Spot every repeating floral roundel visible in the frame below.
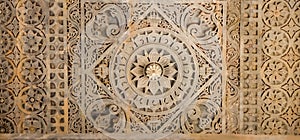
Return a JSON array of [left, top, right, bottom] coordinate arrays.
[[0, 88, 15, 114], [16, 0, 46, 25], [17, 58, 46, 84], [263, 0, 290, 27], [0, 0, 14, 25], [262, 117, 288, 135], [263, 30, 289, 57], [0, 57, 15, 85], [0, 27, 14, 55], [0, 118, 16, 133], [17, 28, 46, 55], [19, 115, 46, 133], [262, 59, 289, 85], [17, 86, 46, 114], [261, 88, 288, 115]]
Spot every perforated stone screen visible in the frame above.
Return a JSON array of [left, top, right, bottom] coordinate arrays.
[[0, 0, 299, 139]]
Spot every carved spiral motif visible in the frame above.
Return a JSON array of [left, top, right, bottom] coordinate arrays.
[[85, 4, 126, 43], [17, 86, 46, 114], [181, 101, 219, 133], [86, 99, 125, 133], [181, 4, 219, 44], [17, 58, 46, 84], [16, 0, 46, 25], [263, 30, 289, 57], [263, 0, 290, 27], [0, 88, 15, 115], [110, 28, 198, 115]]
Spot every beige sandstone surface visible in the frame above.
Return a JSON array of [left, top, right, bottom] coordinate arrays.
[[0, 0, 299, 139]]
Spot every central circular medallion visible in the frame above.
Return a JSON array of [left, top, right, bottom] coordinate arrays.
[[110, 28, 198, 115], [127, 44, 182, 97], [145, 62, 162, 80]]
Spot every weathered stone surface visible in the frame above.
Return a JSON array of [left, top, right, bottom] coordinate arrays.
[[0, 0, 299, 139]]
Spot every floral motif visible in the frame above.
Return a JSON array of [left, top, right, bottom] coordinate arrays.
[[263, 0, 290, 27], [17, 58, 46, 84], [17, 86, 46, 114], [19, 116, 46, 133], [110, 29, 200, 115], [129, 48, 178, 95], [0, 57, 15, 85], [17, 28, 45, 55], [16, 0, 45, 25], [0, 27, 14, 55], [0, 118, 15, 133], [0, 0, 14, 25], [281, 78, 300, 96], [262, 118, 288, 135], [262, 89, 288, 114], [262, 59, 289, 85], [263, 30, 289, 56], [81, 2, 225, 136], [0, 88, 15, 114]]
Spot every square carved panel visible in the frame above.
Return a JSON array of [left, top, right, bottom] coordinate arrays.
[[75, 1, 225, 138]]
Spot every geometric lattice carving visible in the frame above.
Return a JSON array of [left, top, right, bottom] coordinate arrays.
[[1, 0, 300, 139], [241, 0, 300, 135]]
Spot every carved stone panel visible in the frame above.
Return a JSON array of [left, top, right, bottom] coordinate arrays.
[[74, 1, 225, 138], [0, 0, 300, 139]]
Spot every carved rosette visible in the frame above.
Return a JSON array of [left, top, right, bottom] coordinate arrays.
[[110, 28, 198, 115]]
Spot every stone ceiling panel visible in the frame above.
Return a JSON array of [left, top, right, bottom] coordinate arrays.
[[0, 0, 299, 139]]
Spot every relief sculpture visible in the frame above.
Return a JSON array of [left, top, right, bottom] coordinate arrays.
[[0, 0, 299, 139]]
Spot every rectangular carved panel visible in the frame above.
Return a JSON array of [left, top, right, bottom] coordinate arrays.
[[0, 0, 299, 139]]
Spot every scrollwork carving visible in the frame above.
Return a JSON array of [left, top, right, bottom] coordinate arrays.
[[85, 4, 126, 44], [86, 99, 125, 134], [180, 4, 219, 44]]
